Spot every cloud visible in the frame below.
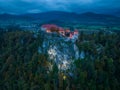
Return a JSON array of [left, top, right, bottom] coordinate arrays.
[[0, 0, 120, 14]]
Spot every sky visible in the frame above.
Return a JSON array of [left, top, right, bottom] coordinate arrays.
[[0, 0, 120, 14]]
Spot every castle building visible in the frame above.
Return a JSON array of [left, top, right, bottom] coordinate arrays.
[[41, 24, 79, 39]]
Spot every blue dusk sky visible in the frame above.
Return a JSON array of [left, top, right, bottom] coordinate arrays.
[[0, 0, 120, 14]]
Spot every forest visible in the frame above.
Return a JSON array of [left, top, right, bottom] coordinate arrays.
[[0, 27, 120, 90]]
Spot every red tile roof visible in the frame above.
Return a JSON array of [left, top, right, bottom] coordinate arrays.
[[42, 24, 58, 30]]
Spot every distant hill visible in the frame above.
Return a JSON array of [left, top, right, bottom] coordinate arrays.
[[0, 13, 28, 20], [114, 11, 120, 17], [0, 11, 120, 26]]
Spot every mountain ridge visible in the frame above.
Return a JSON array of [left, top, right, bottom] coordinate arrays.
[[0, 11, 120, 25], [0, 11, 119, 18]]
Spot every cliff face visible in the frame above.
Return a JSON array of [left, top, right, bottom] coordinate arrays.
[[38, 32, 80, 71]]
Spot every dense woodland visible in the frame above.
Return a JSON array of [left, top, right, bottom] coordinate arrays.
[[0, 27, 120, 90]]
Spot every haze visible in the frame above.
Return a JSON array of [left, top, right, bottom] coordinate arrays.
[[0, 0, 120, 15]]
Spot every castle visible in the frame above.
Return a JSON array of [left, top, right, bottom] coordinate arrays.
[[41, 24, 79, 39]]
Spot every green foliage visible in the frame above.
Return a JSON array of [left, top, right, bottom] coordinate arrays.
[[0, 29, 120, 90], [75, 30, 120, 90]]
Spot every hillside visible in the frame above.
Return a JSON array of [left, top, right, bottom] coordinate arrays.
[[0, 11, 120, 26], [0, 28, 120, 90]]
